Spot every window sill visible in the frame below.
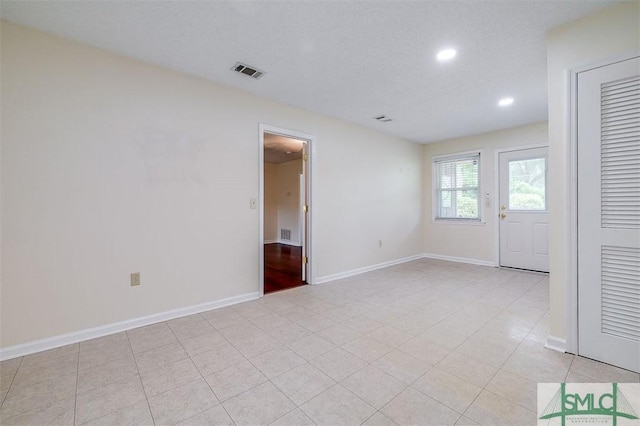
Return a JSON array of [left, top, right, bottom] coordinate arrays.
[[431, 219, 486, 226]]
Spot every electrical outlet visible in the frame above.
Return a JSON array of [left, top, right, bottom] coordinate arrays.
[[131, 272, 141, 286]]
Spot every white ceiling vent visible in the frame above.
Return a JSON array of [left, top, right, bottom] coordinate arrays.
[[374, 115, 393, 123], [232, 62, 265, 79]]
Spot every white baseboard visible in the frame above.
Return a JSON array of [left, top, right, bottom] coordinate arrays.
[[0, 291, 260, 361], [315, 254, 425, 284], [264, 240, 301, 247], [279, 240, 301, 247], [422, 252, 496, 268], [316, 252, 496, 285], [544, 335, 567, 353]]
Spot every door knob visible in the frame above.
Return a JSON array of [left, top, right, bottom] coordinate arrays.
[[500, 213, 507, 219]]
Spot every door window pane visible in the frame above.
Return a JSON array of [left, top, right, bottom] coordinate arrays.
[[509, 157, 546, 210]]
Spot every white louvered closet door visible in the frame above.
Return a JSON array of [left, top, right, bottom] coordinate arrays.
[[578, 56, 640, 373]]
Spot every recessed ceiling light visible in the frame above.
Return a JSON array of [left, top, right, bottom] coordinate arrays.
[[436, 48, 457, 62], [498, 97, 514, 107], [285, 151, 292, 154]]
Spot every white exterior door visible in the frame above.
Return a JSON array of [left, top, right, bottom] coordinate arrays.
[[498, 147, 549, 272], [577, 57, 640, 373]]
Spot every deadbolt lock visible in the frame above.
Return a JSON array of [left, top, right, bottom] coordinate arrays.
[[500, 205, 506, 210]]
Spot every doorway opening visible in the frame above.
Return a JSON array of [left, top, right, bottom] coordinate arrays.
[[259, 125, 313, 295], [264, 243, 302, 293]]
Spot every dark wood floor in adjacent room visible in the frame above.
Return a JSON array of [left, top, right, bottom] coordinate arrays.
[[264, 243, 304, 294]]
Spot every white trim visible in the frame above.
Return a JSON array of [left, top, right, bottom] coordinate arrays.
[[493, 143, 549, 155], [567, 66, 579, 355], [264, 240, 301, 247], [430, 219, 485, 226], [493, 144, 548, 269], [316, 252, 498, 284], [283, 241, 301, 247], [431, 149, 482, 163], [0, 291, 259, 361], [565, 51, 640, 357], [315, 254, 425, 284], [422, 252, 496, 268], [259, 127, 265, 296], [259, 124, 316, 294], [544, 335, 567, 353]]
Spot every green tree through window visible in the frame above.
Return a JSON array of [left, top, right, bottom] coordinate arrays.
[[508, 157, 546, 210]]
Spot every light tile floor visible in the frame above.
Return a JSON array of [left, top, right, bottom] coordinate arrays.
[[1, 259, 638, 425]]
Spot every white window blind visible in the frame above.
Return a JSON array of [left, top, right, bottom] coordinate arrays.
[[434, 153, 480, 220]]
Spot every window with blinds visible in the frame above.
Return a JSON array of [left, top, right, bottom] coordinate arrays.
[[433, 153, 481, 220]]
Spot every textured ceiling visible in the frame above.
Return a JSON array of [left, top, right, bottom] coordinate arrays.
[[264, 133, 304, 164], [0, 0, 621, 143]]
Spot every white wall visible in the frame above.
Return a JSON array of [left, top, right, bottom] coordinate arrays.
[[276, 160, 302, 246], [546, 2, 640, 342], [0, 22, 424, 349], [422, 122, 548, 264], [263, 159, 302, 245], [263, 163, 278, 242]]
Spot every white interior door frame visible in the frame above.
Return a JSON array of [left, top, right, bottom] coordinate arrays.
[[493, 143, 549, 270], [299, 171, 306, 282], [259, 123, 316, 297], [565, 51, 640, 355]]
